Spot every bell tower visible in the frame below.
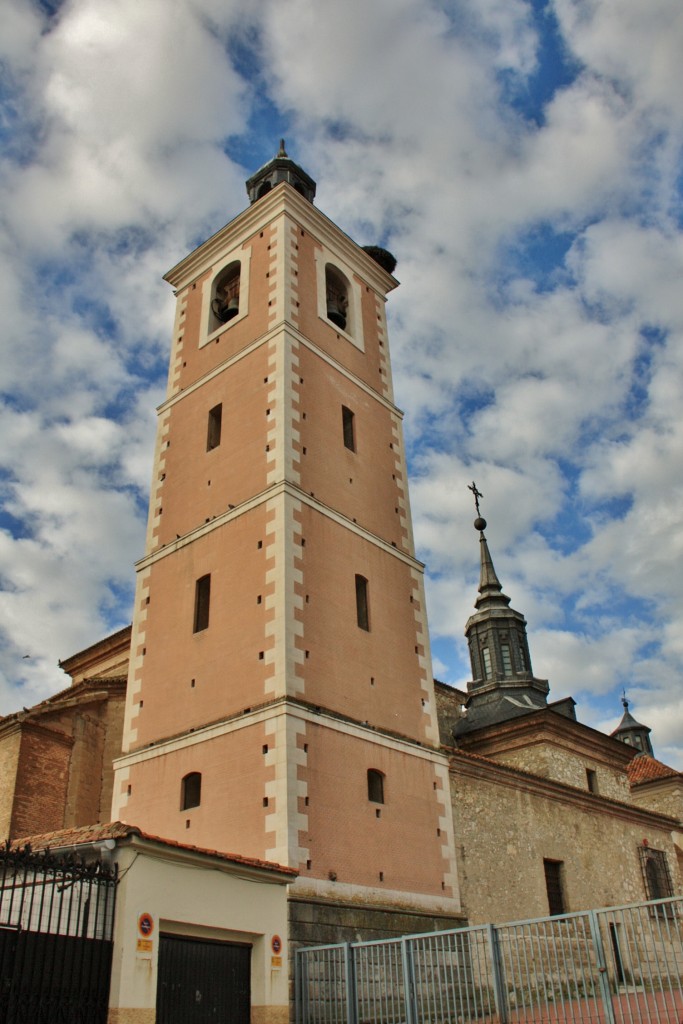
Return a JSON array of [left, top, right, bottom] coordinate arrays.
[[112, 144, 460, 930]]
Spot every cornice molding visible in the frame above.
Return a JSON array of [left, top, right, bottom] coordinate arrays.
[[164, 183, 398, 298]]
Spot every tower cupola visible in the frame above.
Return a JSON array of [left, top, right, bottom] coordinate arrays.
[[455, 484, 549, 735], [611, 696, 654, 756], [245, 140, 317, 204]]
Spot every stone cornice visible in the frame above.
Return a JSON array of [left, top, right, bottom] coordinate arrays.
[[450, 749, 681, 830], [155, 322, 403, 420], [134, 479, 425, 574], [164, 183, 398, 298], [458, 707, 636, 770], [115, 695, 444, 767]]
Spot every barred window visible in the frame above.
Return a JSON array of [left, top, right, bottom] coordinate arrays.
[[639, 846, 674, 907]]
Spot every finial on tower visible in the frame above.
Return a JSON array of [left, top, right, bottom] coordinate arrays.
[[468, 481, 487, 533], [277, 139, 288, 158]]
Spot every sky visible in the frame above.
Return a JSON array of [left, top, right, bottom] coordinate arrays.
[[1, 0, 682, 766]]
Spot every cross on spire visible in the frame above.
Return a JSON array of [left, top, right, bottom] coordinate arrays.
[[468, 481, 484, 518]]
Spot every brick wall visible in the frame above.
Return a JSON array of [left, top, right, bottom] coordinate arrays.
[[0, 727, 21, 839], [11, 723, 72, 839]]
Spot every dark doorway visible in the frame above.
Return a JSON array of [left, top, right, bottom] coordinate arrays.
[[157, 934, 251, 1024], [609, 922, 625, 985]]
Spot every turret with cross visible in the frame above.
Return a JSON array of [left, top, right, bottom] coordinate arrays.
[[454, 483, 550, 735]]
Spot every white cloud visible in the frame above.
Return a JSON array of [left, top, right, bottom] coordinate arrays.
[[0, 0, 682, 770]]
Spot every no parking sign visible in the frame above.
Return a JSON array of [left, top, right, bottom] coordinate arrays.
[[136, 912, 155, 956]]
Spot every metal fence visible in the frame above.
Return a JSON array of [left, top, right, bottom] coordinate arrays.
[[0, 841, 118, 1024], [296, 897, 683, 1024]]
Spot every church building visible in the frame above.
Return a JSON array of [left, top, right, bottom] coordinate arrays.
[[1, 145, 681, 1022]]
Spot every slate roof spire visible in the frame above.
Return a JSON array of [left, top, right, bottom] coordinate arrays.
[[454, 484, 550, 735], [611, 694, 654, 757]]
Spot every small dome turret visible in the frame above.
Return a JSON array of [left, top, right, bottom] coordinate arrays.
[[245, 140, 316, 205], [611, 695, 654, 756]]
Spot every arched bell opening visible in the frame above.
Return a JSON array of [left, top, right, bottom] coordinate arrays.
[[210, 261, 241, 331], [325, 265, 350, 333]]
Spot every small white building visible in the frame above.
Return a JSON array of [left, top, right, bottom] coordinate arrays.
[[14, 821, 295, 1024]]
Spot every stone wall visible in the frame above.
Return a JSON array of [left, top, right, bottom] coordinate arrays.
[[289, 895, 466, 948], [492, 740, 631, 801], [451, 753, 681, 925]]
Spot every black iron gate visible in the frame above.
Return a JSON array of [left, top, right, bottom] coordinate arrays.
[[0, 841, 117, 1024], [157, 933, 251, 1024]]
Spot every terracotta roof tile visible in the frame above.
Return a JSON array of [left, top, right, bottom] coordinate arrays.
[[12, 820, 297, 876], [627, 754, 680, 785]]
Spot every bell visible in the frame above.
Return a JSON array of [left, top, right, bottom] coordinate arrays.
[[212, 296, 239, 324], [327, 301, 346, 331]]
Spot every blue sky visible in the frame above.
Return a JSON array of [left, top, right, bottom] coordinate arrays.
[[1, 0, 683, 766]]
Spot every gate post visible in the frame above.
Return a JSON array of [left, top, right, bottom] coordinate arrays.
[[344, 943, 358, 1024], [486, 924, 508, 1024], [401, 938, 417, 1024], [587, 911, 617, 1024], [294, 948, 305, 1024]]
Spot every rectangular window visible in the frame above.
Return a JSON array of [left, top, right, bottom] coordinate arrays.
[[639, 846, 674, 910], [342, 405, 356, 451], [586, 768, 598, 794], [193, 574, 211, 633], [207, 404, 222, 451], [355, 574, 369, 631], [544, 859, 566, 916], [500, 643, 512, 675], [482, 647, 492, 679]]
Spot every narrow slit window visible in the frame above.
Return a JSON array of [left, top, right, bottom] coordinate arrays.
[[355, 574, 370, 631], [342, 406, 356, 451], [518, 636, 528, 671], [193, 574, 211, 633], [367, 769, 385, 804], [500, 643, 512, 675], [181, 772, 201, 810], [481, 646, 492, 679], [586, 768, 598, 794], [206, 404, 222, 451]]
